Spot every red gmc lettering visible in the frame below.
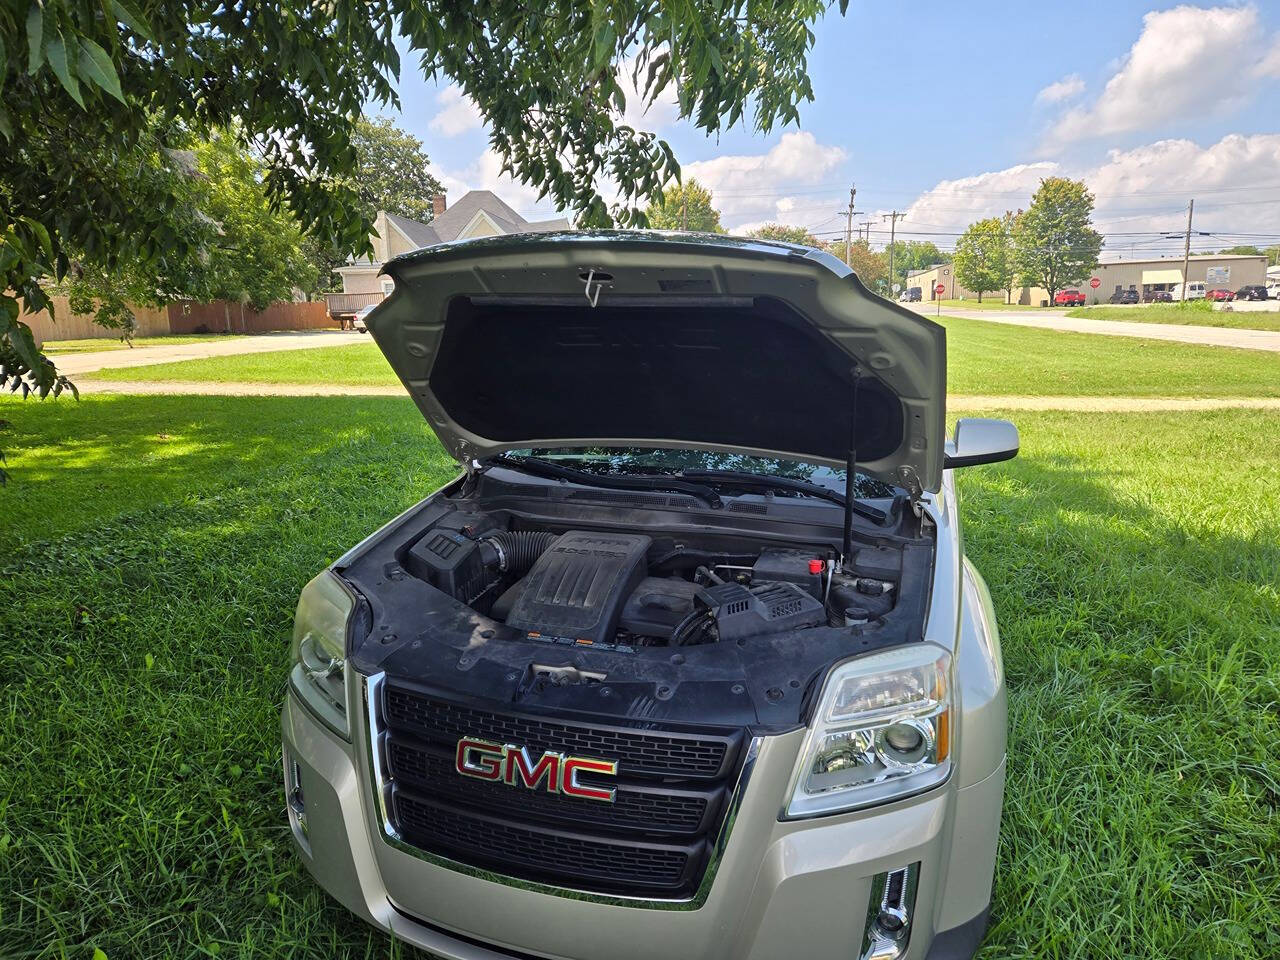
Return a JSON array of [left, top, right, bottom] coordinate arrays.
[[503, 746, 561, 791], [455, 738, 504, 781], [561, 757, 619, 803]]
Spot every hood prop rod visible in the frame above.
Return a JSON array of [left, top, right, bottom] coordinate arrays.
[[842, 367, 861, 568]]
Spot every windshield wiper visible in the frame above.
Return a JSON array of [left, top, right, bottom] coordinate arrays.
[[489, 455, 724, 509], [678, 469, 888, 524]]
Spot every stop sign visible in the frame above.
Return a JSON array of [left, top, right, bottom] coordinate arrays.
[[1089, 277, 1101, 289], [935, 283, 946, 295]]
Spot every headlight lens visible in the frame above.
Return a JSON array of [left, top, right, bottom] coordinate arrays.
[[784, 644, 951, 818], [289, 571, 355, 739]]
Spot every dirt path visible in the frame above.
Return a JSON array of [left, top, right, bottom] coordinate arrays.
[[79, 380, 403, 396], [77, 379, 1280, 411], [55, 330, 368, 376], [910, 306, 1280, 352]]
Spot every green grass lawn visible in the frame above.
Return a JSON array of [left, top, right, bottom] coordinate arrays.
[[1066, 301, 1280, 332], [42, 333, 252, 354], [2, 392, 1278, 958], [83, 315, 1280, 398]]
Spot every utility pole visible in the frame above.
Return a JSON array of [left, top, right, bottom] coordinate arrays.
[[859, 220, 875, 246], [1179, 199, 1194, 302], [883, 210, 906, 294], [681, 193, 688, 231], [842, 185, 857, 266]]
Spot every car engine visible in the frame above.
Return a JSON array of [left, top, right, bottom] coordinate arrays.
[[401, 519, 900, 650]]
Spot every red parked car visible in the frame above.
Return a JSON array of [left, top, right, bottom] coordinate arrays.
[[1054, 289, 1087, 306], [1207, 288, 1235, 302]]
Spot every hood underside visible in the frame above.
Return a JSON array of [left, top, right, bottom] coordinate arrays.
[[369, 232, 947, 493]]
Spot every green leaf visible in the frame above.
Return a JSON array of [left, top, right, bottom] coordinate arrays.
[[592, 21, 616, 72], [19, 217, 52, 261], [110, 0, 155, 42], [0, 104, 11, 141], [46, 35, 85, 107], [78, 38, 125, 102], [93, 950, 109, 960], [25, 4, 44, 73]]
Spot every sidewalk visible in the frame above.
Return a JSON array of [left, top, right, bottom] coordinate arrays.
[[912, 306, 1280, 352], [54, 330, 368, 376], [76, 379, 1280, 411]]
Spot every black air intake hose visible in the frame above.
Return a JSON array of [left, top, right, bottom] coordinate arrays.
[[478, 531, 559, 578]]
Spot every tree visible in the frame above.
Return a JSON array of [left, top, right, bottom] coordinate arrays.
[[882, 240, 951, 293], [952, 217, 1012, 303], [1216, 245, 1262, 256], [350, 117, 445, 226], [1012, 177, 1103, 305], [826, 240, 888, 293], [2, 1, 843, 407], [186, 134, 319, 310], [746, 223, 819, 246], [306, 116, 446, 292], [645, 180, 724, 232]]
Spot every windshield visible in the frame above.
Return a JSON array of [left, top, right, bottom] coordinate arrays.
[[510, 446, 899, 499]]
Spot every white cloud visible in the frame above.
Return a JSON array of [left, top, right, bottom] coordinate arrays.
[[1035, 74, 1084, 104], [682, 131, 848, 230], [897, 134, 1280, 254], [429, 84, 483, 137], [1258, 36, 1280, 77], [1049, 5, 1270, 145]]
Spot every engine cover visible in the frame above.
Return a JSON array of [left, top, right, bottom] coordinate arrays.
[[504, 531, 651, 644]]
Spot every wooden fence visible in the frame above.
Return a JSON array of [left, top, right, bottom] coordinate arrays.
[[167, 300, 331, 334], [24, 297, 333, 346], [25, 297, 170, 347]]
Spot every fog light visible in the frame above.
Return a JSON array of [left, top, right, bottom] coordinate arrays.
[[283, 751, 311, 854], [860, 862, 918, 960]]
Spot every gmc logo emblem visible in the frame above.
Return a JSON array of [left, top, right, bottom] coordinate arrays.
[[455, 737, 618, 803]]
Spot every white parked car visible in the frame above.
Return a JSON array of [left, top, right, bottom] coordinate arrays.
[[352, 304, 376, 333], [1169, 281, 1206, 301]]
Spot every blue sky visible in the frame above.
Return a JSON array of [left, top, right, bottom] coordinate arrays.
[[382, 2, 1280, 258]]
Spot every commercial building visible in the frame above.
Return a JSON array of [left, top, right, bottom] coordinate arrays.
[[909, 254, 1268, 306]]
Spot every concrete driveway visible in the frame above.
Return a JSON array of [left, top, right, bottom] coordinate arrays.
[[54, 329, 369, 376], [913, 306, 1280, 352]]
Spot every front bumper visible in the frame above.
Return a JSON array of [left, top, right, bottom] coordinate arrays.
[[281, 689, 1003, 960]]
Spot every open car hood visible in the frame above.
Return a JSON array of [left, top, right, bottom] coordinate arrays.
[[369, 232, 947, 494]]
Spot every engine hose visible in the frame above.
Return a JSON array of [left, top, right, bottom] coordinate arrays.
[[479, 531, 559, 577]]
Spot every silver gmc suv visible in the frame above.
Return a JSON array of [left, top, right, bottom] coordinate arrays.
[[281, 232, 1015, 960]]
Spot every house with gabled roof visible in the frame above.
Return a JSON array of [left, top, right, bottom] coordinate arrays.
[[327, 191, 570, 318]]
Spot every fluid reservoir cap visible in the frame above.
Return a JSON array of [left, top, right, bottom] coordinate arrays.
[[808, 558, 825, 575]]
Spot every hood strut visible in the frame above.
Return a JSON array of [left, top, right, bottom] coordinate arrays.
[[841, 368, 861, 565]]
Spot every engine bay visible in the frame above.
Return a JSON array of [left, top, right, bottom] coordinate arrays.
[[337, 480, 936, 729], [400, 507, 904, 651]]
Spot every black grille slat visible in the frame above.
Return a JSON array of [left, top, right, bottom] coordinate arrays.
[[386, 738, 715, 835], [394, 791, 698, 893], [376, 682, 746, 899], [384, 685, 735, 779]]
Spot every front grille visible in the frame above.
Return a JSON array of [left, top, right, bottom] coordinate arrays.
[[386, 739, 713, 834], [384, 685, 733, 779], [374, 679, 746, 899]]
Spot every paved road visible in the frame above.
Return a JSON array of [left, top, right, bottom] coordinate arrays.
[[55, 330, 369, 376], [912, 306, 1280, 352], [77, 379, 1280, 411]]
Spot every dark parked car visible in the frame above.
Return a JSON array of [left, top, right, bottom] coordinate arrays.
[[1235, 285, 1268, 301], [1144, 291, 1173, 303], [905, 286, 922, 302], [1054, 289, 1087, 306], [1206, 288, 1235, 302], [1108, 289, 1139, 304]]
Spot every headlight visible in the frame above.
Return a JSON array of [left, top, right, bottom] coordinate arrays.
[[289, 571, 355, 739], [784, 644, 951, 818]]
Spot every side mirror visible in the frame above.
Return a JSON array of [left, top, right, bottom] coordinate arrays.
[[945, 418, 1019, 469]]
